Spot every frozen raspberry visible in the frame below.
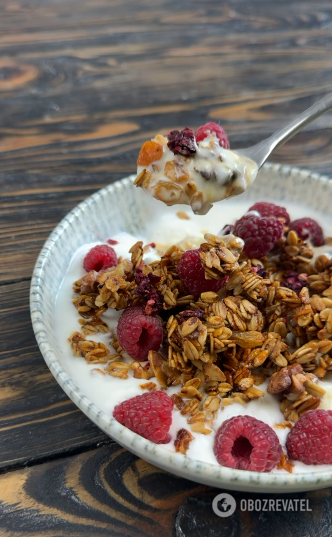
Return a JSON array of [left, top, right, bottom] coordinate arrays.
[[289, 217, 324, 247], [196, 122, 230, 149], [177, 249, 225, 298], [213, 415, 282, 472], [234, 214, 284, 258], [113, 391, 173, 444], [117, 305, 163, 361], [83, 244, 117, 272], [167, 127, 196, 156], [248, 202, 290, 225], [286, 409, 332, 464]]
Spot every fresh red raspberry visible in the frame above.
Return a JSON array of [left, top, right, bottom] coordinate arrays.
[[213, 415, 282, 472], [234, 214, 284, 258], [177, 249, 225, 298], [248, 202, 290, 225], [286, 409, 332, 464], [113, 391, 174, 444], [117, 305, 163, 361], [289, 217, 324, 246], [196, 122, 230, 149], [167, 127, 196, 156], [83, 244, 117, 272]]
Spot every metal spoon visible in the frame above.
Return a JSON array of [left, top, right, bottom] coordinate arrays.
[[236, 91, 332, 168]]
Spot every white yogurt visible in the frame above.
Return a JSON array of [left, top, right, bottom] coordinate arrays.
[[54, 201, 332, 473]]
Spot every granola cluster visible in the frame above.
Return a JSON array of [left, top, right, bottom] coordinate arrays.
[[69, 228, 332, 448]]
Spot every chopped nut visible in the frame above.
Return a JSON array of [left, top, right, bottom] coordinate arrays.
[[174, 428, 194, 454], [277, 452, 294, 473], [132, 361, 155, 380], [140, 382, 158, 391]]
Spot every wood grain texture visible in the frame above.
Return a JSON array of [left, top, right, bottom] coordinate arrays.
[[0, 444, 332, 537], [0, 280, 111, 470], [1, 0, 332, 281]]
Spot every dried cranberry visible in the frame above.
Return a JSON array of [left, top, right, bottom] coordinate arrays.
[[282, 271, 308, 293], [178, 309, 205, 324], [251, 266, 268, 278], [167, 127, 196, 156], [135, 268, 164, 314]]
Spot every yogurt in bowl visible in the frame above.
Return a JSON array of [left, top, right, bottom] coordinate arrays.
[[31, 164, 332, 492]]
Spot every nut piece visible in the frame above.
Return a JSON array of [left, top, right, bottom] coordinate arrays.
[[132, 361, 155, 380], [140, 382, 158, 391], [277, 452, 294, 473], [174, 428, 194, 454], [267, 364, 305, 395], [148, 350, 168, 388]]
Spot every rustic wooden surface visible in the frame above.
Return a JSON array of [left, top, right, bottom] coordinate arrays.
[[1, 0, 332, 534]]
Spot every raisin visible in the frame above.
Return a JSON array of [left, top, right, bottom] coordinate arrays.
[[137, 141, 163, 166]]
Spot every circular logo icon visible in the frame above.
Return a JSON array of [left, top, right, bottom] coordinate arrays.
[[212, 493, 236, 517]]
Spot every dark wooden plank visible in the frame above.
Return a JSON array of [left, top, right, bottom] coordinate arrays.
[[0, 280, 111, 470], [0, 443, 331, 537]]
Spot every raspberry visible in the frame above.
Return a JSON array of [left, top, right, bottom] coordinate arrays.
[[213, 415, 282, 472], [167, 127, 196, 156], [196, 122, 230, 149], [83, 244, 118, 272], [248, 202, 290, 225], [289, 217, 324, 247], [234, 214, 284, 258], [177, 249, 225, 298], [117, 305, 163, 361], [286, 409, 332, 464], [113, 391, 174, 444]]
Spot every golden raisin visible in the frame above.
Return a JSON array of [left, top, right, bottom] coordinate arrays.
[[137, 141, 163, 166]]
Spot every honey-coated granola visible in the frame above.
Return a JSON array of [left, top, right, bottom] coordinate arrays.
[[68, 228, 332, 441]]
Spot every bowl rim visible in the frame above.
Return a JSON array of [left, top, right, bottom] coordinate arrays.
[[30, 162, 332, 492]]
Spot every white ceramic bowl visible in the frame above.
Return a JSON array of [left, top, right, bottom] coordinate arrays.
[[30, 163, 332, 493]]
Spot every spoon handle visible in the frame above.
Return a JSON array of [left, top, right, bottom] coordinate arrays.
[[238, 91, 332, 168]]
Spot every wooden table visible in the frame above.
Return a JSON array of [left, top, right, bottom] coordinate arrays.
[[1, 0, 332, 534]]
